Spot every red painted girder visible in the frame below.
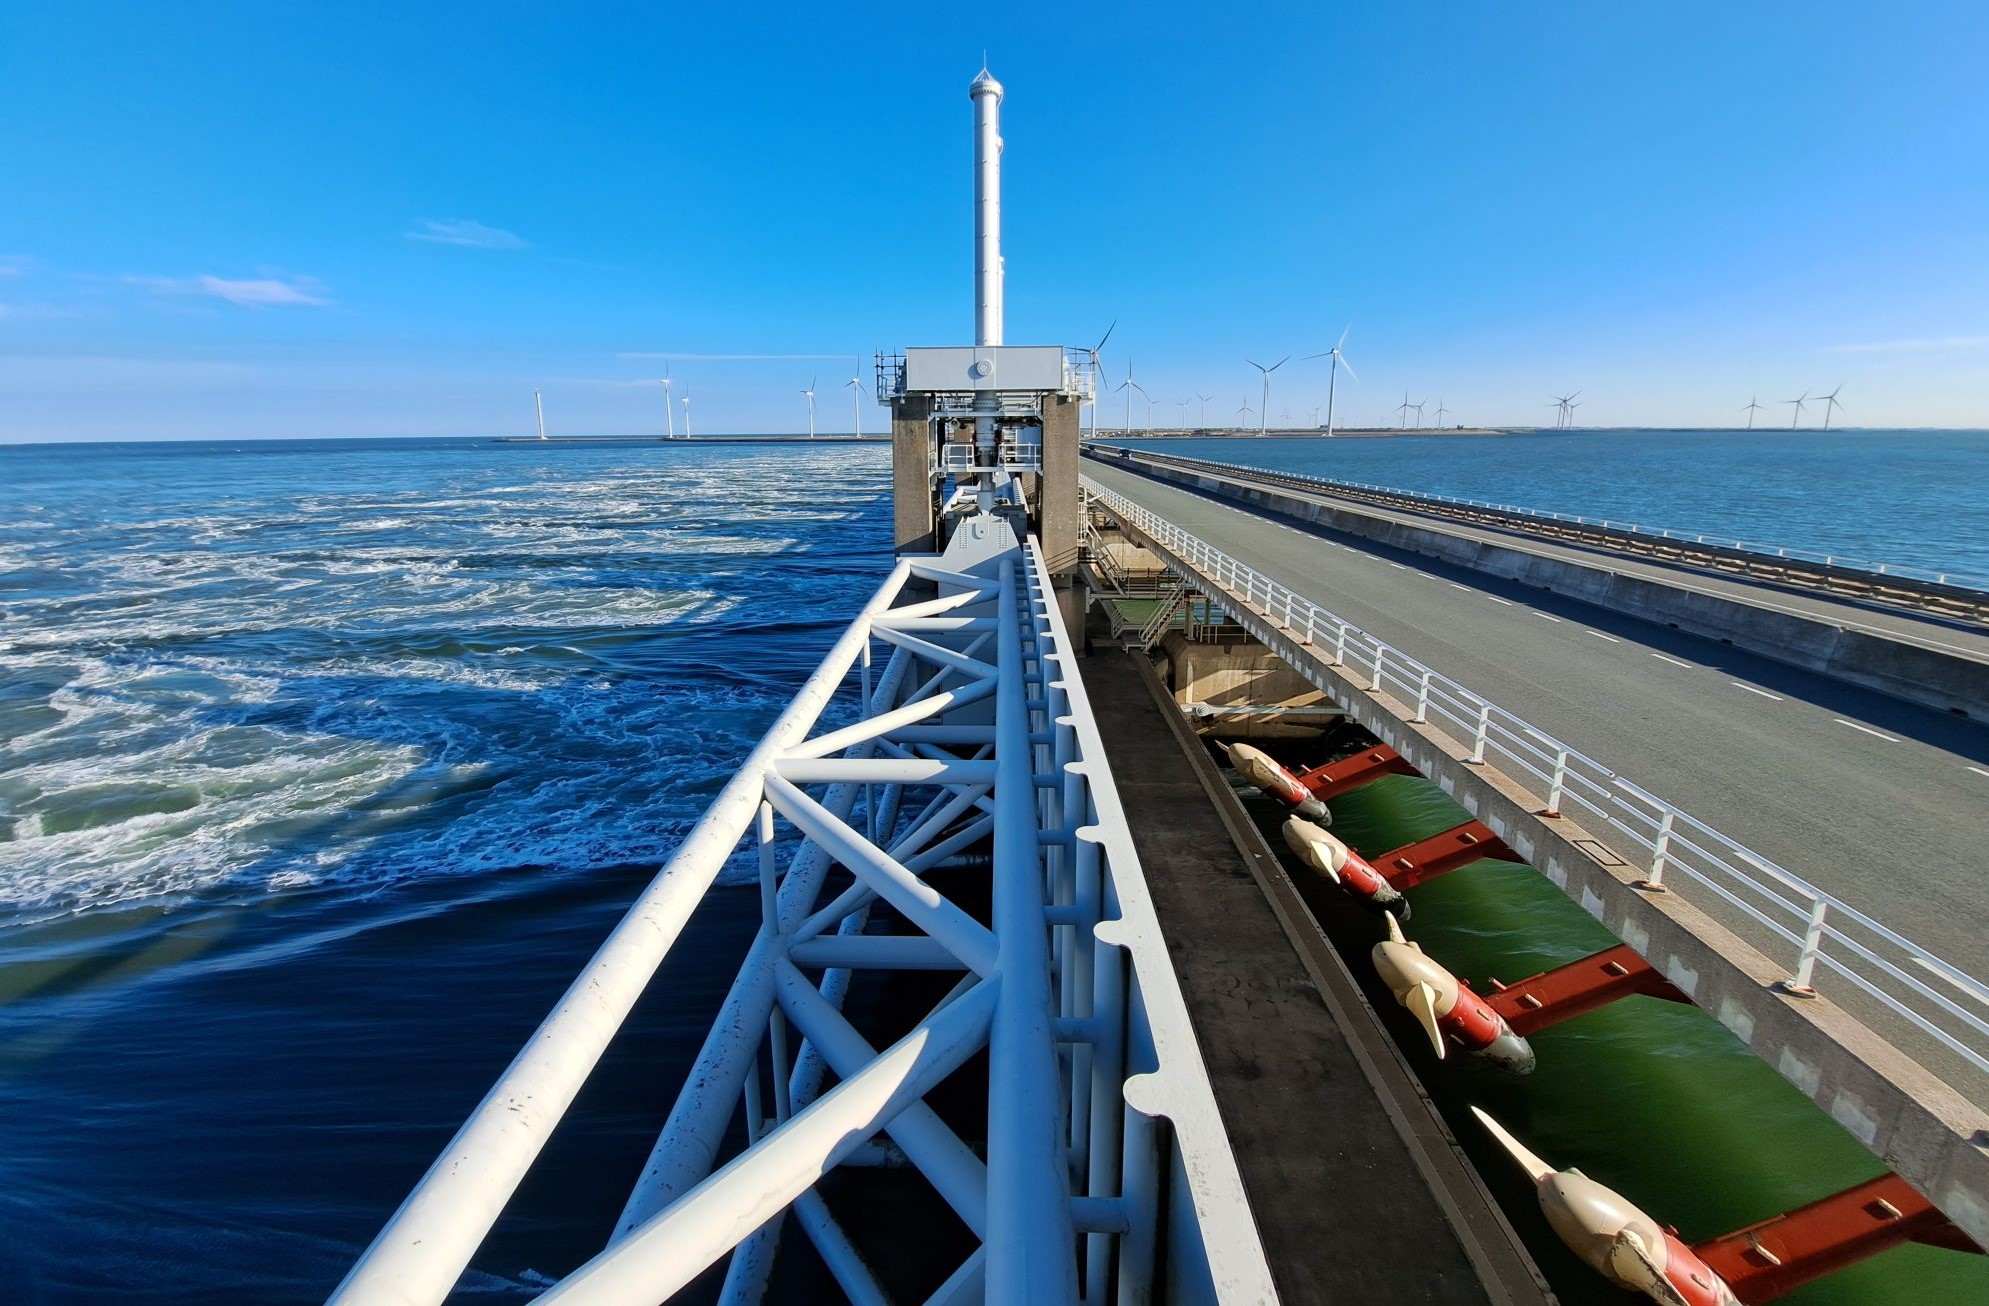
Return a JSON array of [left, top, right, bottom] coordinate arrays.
[[1692, 1172, 1982, 1303], [1371, 819, 1520, 891], [1296, 745, 1419, 800], [1484, 943, 1691, 1037]]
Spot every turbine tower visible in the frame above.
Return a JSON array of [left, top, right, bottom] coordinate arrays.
[[1246, 356, 1289, 435], [1197, 392, 1213, 427], [1083, 321, 1116, 438], [1115, 361, 1138, 431], [1397, 392, 1414, 429], [1817, 384, 1845, 430], [534, 388, 547, 440], [1435, 400, 1449, 428], [801, 376, 817, 438], [1784, 390, 1809, 429], [1303, 325, 1357, 438], [682, 390, 693, 439], [846, 373, 865, 437], [1741, 394, 1764, 430], [661, 366, 676, 438], [1237, 400, 1254, 429]]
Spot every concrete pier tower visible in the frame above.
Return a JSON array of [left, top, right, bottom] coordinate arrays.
[[879, 68, 1090, 576]]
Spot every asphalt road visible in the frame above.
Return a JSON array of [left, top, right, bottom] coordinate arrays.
[[1106, 451, 1989, 663], [1085, 459, 1989, 1025]]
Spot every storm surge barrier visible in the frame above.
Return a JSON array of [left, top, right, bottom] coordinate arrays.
[[331, 537, 1271, 1305], [1085, 476, 1989, 1249]]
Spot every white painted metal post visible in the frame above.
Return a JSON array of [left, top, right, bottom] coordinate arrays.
[[1546, 748, 1569, 817], [1413, 669, 1431, 723], [1470, 701, 1492, 764], [1643, 809, 1676, 890], [1789, 900, 1830, 994]]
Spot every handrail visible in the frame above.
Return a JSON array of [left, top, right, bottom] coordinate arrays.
[[1085, 477, 1989, 1084], [1096, 446, 1989, 608]]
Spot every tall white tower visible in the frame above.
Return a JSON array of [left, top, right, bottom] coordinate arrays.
[[970, 67, 1004, 348]]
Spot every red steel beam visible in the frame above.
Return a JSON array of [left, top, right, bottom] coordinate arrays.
[[1692, 1173, 1982, 1303], [1371, 819, 1521, 891], [1484, 943, 1690, 1037], [1296, 745, 1419, 800]]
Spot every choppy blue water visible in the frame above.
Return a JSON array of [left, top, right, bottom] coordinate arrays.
[[1109, 429, 1989, 581], [0, 437, 891, 1301]]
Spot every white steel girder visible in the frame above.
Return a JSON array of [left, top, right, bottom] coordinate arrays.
[[330, 529, 1273, 1306]]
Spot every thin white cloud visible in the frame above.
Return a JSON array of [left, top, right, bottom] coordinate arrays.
[[405, 219, 530, 250], [617, 352, 857, 361], [1824, 336, 1989, 354], [127, 274, 332, 307], [0, 256, 28, 278]]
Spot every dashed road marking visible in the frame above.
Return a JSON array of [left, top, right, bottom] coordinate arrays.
[[1965, 766, 1989, 779], [1390, 562, 1409, 571], [1650, 653, 1693, 668], [1534, 613, 1562, 623], [1585, 631, 1621, 643], [1486, 596, 1514, 606], [1834, 718, 1898, 742], [1731, 682, 1782, 700], [1451, 583, 1473, 591]]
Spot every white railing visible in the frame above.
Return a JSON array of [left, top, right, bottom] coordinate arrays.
[[1087, 478, 1989, 1084], [938, 442, 1043, 475], [1101, 447, 1989, 596], [331, 535, 1270, 1305]]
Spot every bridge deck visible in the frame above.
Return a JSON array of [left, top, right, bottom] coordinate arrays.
[[1105, 453, 1989, 664], [1085, 461, 1989, 1062]]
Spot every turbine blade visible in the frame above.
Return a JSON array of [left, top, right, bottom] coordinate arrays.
[[1470, 1108, 1556, 1183], [1338, 354, 1358, 382], [1404, 982, 1448, 1059], [1337, 323, 1351, 349], [1271, 356, 1291, 371], [1095, 319, 1117, 352]]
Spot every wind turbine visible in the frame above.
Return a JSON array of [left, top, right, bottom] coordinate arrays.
[[1197, 392, 1213, 427], [1565, 394, 1582, 427], [1083, 321, 1117, 437], [1741, 394, 1764, 430], [1237, 400, 1254, 429], [660, 365, 676, 438], [800, 377, 817, 438], [1139, 385, 1156, 429], [534, 388, 547, 440], [1306, 405, 1322, 427], [846, 374, 866, 437], [1435, 401, 1450, 428], [1816, 384, 1845, 430], [1411, 398, 1428, 429], [1784, 390, 1809, 429], [1246, 356, 1289, 436], [1303, 325, 1357, 438], [1177, 397, 1192, 430], [1115, 360, 1138, 431], [681, 389, 693, 438], [1548, 394, 1568, 430], [1397, 392, 1415, 429]]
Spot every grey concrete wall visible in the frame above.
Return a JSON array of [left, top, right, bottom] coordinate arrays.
[[1039, 395, 1082, 573], [890, 396, 935, 555], [1118, 458, 1989, 720], [1106, 508, 1989, 1250]]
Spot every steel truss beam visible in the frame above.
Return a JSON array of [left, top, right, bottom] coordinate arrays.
[[332, 535, 1272, 1305]]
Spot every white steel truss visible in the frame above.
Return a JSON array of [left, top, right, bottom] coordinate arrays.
[[331, 533, 1272, 1305]]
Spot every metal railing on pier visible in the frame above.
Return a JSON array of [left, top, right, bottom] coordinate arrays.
[[1086, 478, 1989, 1086], [1098, 447, 1989, 619], [332, 535, 1271, 1305]]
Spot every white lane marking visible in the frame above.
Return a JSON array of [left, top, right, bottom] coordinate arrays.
[[1534, 613, 1562, 623], [1585, 631, 1621, 643], [1451, 582, 1473, 591], [1650, 653, 1693, 668], [1486, 596, 1514, 606], [1910, 957, 1989, 1010], [1390, 562, 1409, 570], [1731, 682, 1783, 700], [1964, 766, 1989, 779], [1834, 718, 1899, 742]]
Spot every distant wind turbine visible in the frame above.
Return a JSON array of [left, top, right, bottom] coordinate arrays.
[[1303, 325, 1357, 438], [1435, 400, 1450, 428], [1246, 356, 1290, 436], [1116, 360, 1138, 430], [1084, 321, 1116, 437], [1411, 398, 1428, 429], [1237, 400, 1254, 429], [1741, 393, 1764, 430], [1177, 397, 1192, 429], [846, 374, 866, 437], [1816, 384, 1845, 430], [1784, 390, 1809, 429], [1397, 392, 1415, 429], [1306, 405, 1322, 427], [661, 366, 676, 438], [534, 388, 547, 440], [1197, 392, 1213, 427], [682, 389, 693, 438], [800, 376, 817, 438]]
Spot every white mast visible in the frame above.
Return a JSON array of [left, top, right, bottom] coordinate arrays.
[[971, 66, 1004, 348], [534, 389, 547, 440]]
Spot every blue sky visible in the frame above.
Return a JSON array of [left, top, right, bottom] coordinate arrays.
[[2, 1, 1985, 440]]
